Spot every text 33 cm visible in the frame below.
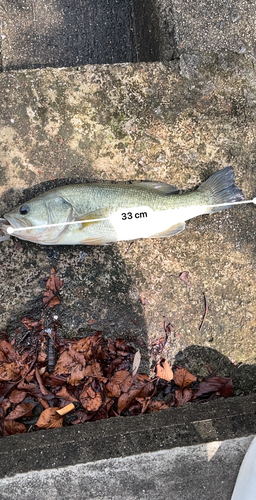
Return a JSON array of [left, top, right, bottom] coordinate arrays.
[[121, 212, 148, 220]]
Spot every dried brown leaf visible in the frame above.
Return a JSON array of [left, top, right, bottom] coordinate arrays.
[[175, 388, 194, 406], [36, 407, 63, 429], [136, 397, 151, 414], [38, 397, 50, 410], [117, 388, 142, 414], [147, 400, 169, 413], [1, 400, 11, 416], [56, 386, 79, 402], [9, 389, 27, 404], [0, 351, 6, 362], [3, 420, 27, 436], [106, 380, 121, 398], [67, 364, 88, 385], [80, 387, 102, 412], [0, 340, 16, 361], [132, 350, 141, 377], [114, 338, 132, 356], [0, 381, 17, 400], [37, 351, 47, 363], [35, 367, 50, 396], [219, 378, 233, 397], [156, 360, 173, 382], [21, 318, 40, 330], [17, 380, 43, 399], [150, 337, 167, 357], [53, 351, 74, 375], [179, 271, 191, 287], [0, 362, 20, 381], [106, 370, 132, 397], [75, 337, 92, 353], [173, 368, 197, 389], [5, 402, 36, 420], [68, 345, 86, 367], [43, 269, 63, 308], [46, 268, 63, 292], [83, 361, 107, 381], [196, 377, 233, 398], [24, 369, 35, 382], [128, 401, 142, 415]]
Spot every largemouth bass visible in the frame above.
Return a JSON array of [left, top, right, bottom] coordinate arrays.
[[0, 167, 244, 245]]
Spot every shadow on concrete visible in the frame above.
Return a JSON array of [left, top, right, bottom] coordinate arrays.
[[0, 0, 162, 71], [174, 345, 256, 396], [1, 180, 149, 372]]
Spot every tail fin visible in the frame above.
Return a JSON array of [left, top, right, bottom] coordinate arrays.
[[197, 166, 244, 214]]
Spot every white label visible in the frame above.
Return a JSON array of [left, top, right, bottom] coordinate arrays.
[[110, 206, 162, 240]]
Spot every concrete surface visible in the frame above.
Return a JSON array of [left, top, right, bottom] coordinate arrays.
[[0, 0, 160, 70], [1, 394, 256, 498], [0, 437, 253, 500], [1, 0, 254, 71], [1, 2, 256, 499], [172, 0, 256, 58], [0, 58, 256, 372]]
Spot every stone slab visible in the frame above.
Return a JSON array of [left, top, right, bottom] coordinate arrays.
[[0, 393, 256, 479], [0, 436, 253, 500], [0, 0, 160, 71], [0, 395, 256, 499], [0, 60, 256, 370], [171, 0, 256, 58]]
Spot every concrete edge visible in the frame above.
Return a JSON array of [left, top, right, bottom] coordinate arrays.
[[0, 436, 254, 500], [1, 393, 256, 478]]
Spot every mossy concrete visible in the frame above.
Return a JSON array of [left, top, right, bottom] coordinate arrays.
[[0, 56, 255, 375]]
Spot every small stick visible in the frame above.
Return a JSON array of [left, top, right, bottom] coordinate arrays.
[[199, 293, 208, 332], [204, 358, 224, 379], [125, 241, 134, 254], [56, 403, 75, 416], [130, 318, 138, 325]]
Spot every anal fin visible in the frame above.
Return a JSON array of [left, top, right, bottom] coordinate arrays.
[[81, 236, 116, 245], [151, 221, 185, 238]]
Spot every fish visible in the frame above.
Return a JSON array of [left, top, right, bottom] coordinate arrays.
[[0, 166, 244, 245]]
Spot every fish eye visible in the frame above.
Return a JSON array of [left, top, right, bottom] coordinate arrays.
[[19, 204, 30, 215]]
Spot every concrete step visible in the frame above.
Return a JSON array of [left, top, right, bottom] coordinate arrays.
[[0, 394, 256, 499], [0, 0, 254, 72], [0, 0, 163, 70]]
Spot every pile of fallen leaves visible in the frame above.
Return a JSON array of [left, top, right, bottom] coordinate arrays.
[[0, 268, 233, 438]]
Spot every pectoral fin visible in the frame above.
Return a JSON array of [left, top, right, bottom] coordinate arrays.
[[75, 208, 110, 229], [151, 221, 185, 238]]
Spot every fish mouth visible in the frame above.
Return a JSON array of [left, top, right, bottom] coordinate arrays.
[[0, 215, 32, 241], [0, 218, 11, 241], [4, 214, 30, 229]]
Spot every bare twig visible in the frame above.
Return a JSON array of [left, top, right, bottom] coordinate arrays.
[[130, 318, 138, 325], [199, 293, 208, 333], [204, 358, 224, 379], [125, 241, 135, 254]]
